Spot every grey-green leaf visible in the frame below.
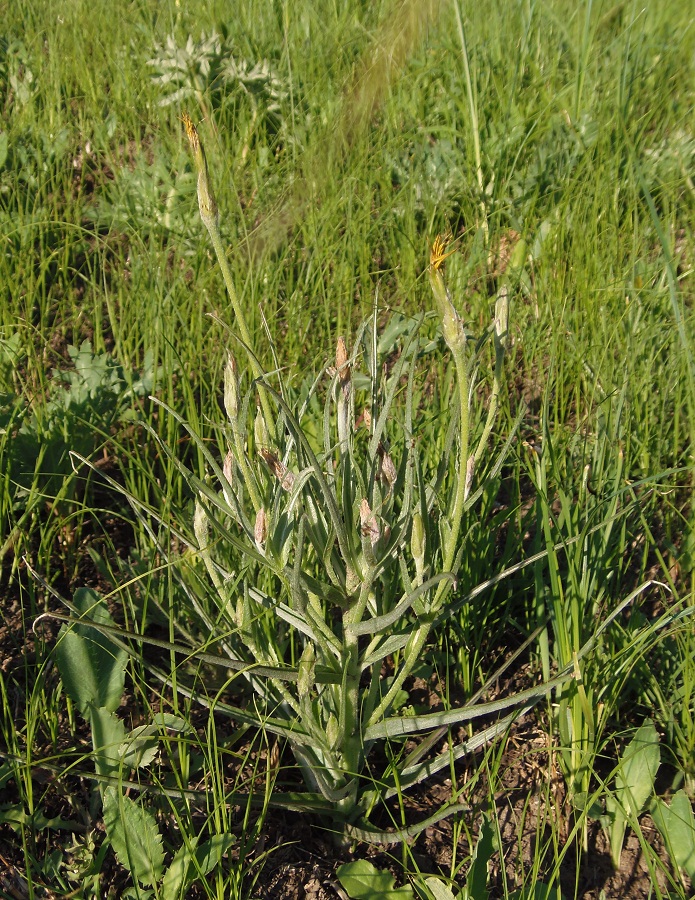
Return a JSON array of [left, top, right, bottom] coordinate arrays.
[[464, 814, 495, 900], [337, 860, 414, 900], [424, 876, 457, 900], [161, 834, 236, 897], [651, 790, 695, 882], [103, 786, 164, 887], [55, 588, 128, 715], [606, 718, 660, 869]]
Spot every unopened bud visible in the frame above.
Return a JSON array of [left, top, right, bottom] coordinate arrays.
[[222, 449, 234, 506], [254, 407, 270, 453], [224, 352, 239, 423], [181, 112, 219, 230], [411, 512, 425, 563], [326, 713, 340, 751], [297, 642, 316, 698], [194, 497, 208, 550], [259, 448, 296, 491], [254, 507, 267, 546], [336, 336, 351, 396], [377, 442, 397, 491], [360, 499, 380, 547], [464, 454, 475, 501]]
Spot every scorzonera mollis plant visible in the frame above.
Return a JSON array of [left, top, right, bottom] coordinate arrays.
[[172, 113, 561, 841]]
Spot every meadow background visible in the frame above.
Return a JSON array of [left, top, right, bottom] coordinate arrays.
[[1, 0, 694, 897]]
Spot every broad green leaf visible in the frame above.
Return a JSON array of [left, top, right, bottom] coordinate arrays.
[[605, 719, 660, 869], [0, 805, 80, 834], [118, 724, 159, 770], [90, 707, 126, 781], [103, 787, 164, 887], [615, 719, 660, 814], [424, 876, 457, 900], [652, 790, 695, 882], [55, 588, 128, 715], [161, 834, 236, 897], [118, 714, 191, 770], [463, 814, 494, 900], [337, 860, 414, 899]]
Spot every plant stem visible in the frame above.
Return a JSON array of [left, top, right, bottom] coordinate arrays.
[[453, 0, 488, 244]]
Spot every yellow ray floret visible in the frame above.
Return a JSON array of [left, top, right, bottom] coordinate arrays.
[[429, 232, 456, 271]]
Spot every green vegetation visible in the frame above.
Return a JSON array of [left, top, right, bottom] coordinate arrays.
[[1, 0, 693, 896]]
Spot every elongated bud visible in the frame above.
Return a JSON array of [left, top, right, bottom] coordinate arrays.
[[181, 112, 219, 231], [494, 283, 509, 355], [335, 336, 351, 397], [297, 642, 316, 698], [224, 352, 239, 424], [194, 497, 222, 589], [222, 449, 235, 506], [336, 336, 352, 451], [326, 713, 340, 751], [464, 454, 475, 502], [411, 511, 425, 563], [254, 507, 267, 547], [194, 497, 208, 551], [360, 499, 380, 569], [377, 442, 397, 491], [259, 448, 296, 491], [360, 499, 380, 547], [411, 511, 425, 583], [254, 407, 270, 453], [429, 235, 466, 354]]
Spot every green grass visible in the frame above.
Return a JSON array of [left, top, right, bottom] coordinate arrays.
[[1, 0, 694, 896]]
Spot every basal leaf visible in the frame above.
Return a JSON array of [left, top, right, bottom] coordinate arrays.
[[103, 787, 164, 887], [337, 860, 414, 900]]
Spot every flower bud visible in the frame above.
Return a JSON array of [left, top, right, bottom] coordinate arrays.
[[222, 449, 234, 506], [223, 352, 239, 424], [411, 511, 425, 564], [260, 448, 296, 491], [464, 454, 475, 502], [254, 507, 267, 547], [326, 713, 340, 751], [429, 265, 466, 355], [377, 442, 397, 491], [360, 499, 380, 547], [194, 497, 208, 551], [254, 407, 270, 453], [335, 336, 351, 396], [297, 642, 316, 698], [181, 112, 219, 231]]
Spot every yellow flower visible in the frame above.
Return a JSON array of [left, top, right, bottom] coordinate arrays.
[[429, 231, 456, 272]]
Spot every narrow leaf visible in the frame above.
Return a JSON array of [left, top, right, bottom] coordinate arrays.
[[465, 814, 494, 900]]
